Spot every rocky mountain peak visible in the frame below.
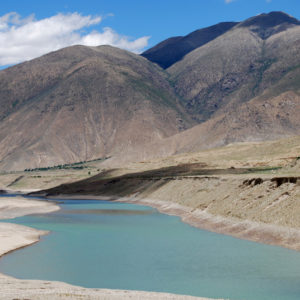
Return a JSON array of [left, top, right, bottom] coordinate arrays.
[[141, 21, 238, 69], [239, 11, 300, 39]]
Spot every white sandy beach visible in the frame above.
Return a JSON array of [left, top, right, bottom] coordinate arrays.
[[0, 195, 218, 300]]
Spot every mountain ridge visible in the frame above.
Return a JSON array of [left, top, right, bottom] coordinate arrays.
[[0, 11, 299, 171], [142, 21, 238, 69], [167, 11, 300, 123]]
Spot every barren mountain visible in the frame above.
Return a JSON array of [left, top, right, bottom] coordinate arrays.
[[103, 90, 300, 167], [0, 11, 299, 171], [168, 11, 300, 123], [0, 45, 192, 171], [166, 90, 300, 155], [104, 12, 300, 165], [142, 22, 238, 69]]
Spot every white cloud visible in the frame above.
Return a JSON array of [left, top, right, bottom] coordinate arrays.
[[79, 27, 150, 52], [225, 0, 235, 3], [0, 12, 150, 66]]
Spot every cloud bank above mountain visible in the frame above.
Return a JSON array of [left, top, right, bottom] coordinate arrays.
[[0, 12, 150, 66]]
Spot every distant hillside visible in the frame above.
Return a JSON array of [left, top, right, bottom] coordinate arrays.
[[105, 12, 300, 165], [142, 22, 238, 69], [0, 45, 193, 171]]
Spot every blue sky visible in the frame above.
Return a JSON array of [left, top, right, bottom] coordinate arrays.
[[0, 0, 299, 67]]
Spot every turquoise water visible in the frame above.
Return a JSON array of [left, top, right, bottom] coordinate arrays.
[[1, 197, 300, 300]]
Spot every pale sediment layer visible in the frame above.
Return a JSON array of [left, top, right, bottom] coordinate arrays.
[[0, 196, 216, 300]]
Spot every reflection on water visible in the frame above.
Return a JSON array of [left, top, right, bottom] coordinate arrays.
[[0, 198, 300, 300]]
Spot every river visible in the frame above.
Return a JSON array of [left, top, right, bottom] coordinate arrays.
[[0, 197, 300, 300]]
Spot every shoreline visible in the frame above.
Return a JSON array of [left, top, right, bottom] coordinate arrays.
[[124, 197, 300, 252], [0, 194, 218, 300], [47, 193, 300, 251], [0, 196, 60, 257]]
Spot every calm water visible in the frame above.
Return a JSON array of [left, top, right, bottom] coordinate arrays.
[[1, 197, 300, 300]]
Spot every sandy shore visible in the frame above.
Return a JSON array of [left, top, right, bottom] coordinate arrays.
[[0, 272, 213, 300], [0, 196, 60, 257], [0, 195, 218, 300], [0, 196, 60, 219]]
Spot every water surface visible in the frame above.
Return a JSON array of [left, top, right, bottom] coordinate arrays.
[[0, 198, 300, 300]]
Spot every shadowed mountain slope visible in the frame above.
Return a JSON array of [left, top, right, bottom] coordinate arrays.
[[142, 22, 238, 69], [0, 45, 193, 171]]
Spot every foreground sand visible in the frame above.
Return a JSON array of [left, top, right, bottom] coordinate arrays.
[[0, 272, 213, 300], [0, 272, 217, 300], [0, 196, 218, 300]]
